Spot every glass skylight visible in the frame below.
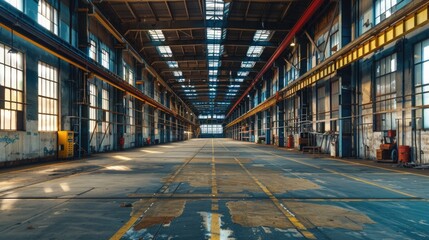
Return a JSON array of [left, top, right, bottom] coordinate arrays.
[[246, 46, 264, 57], [237, 71, 249, 77], [166, 61, 178, 68], [184, 89, 196, 93], [234, 78, 244, 82], [205, 0, 225, 20], [182, 85, 195, 88], [209, 70, 218, 76], [173, 71, 183, 77], [186, 93, 197, 96], [148, 30, 165, 41], [241, 61, 256, 68], [207, 44, 223, 56], [177, 78, 185, 82], [226, 93, 236, 96], [157, 46, 173, 57], [253, 30, 271, 41], [207, 28, 223, 40], [230, 85, 240, 88], [209, 60, 220, 68], [204, 0, 229, 109]]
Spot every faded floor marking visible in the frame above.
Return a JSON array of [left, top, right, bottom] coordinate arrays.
[[226, 200, 294, 228], [244, 144, 418, 198], [285, 201, 375, 230], [234, 157, 316, 239], [130, 199, 187, 230]]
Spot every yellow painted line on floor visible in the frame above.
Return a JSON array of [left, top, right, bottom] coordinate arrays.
[[325, 157, 429, 178], [246, 145, 417, 198], [233, 157, 316, 239], [110, 141, 209, 240], [110, 214, 141, 240], [210, 139, 220, 240], [211, 213, 221, 240]]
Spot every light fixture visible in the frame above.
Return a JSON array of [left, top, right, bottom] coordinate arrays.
[[8, 29, 18, 54], [290, 42, 296, 47]]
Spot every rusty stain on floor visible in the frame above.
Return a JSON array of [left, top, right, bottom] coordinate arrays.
[[285, 201, 375, 230], [226, 201, 294, 228], [131, 199, 187, 230], [172, 165, 211, 187]]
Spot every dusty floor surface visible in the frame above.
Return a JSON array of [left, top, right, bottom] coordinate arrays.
[[0, 138, 429, 239]]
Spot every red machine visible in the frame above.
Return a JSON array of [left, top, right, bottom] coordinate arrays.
[[376, 130, 397, 162]]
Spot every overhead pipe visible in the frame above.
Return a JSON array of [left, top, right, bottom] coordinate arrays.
[[226, 0, 325, 118]]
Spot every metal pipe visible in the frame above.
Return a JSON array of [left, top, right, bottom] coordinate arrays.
[[227, 0, 325, 118]]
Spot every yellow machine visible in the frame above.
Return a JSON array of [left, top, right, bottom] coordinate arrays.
[[58, 131, 74, 159]]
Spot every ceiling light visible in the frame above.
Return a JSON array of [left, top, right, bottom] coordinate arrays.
[[290, 42, 296, 47], [8, 29, 18, 55], [8, 48, 18, 54]]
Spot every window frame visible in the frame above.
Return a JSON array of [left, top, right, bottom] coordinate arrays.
[[414, 39, 429, 129], [37, 0, 58, 35], [0, 43, 25, 131], [38, 61, 58, 132], [101, 48, 109, 69], [374, 53, 397, 131]]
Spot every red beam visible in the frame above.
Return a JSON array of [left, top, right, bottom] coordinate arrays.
[[226, 0, 325, 118]]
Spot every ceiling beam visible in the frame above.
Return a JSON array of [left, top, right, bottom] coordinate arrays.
[[160, 67, 259, 73], [124, 20, 291, 33], [149, 55, 268, 63], [173, 84, 240, 88], [94, 0, 191, 2], [140, 39, 277, 48]]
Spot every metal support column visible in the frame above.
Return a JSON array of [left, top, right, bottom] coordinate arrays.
[[277, 59, 285, 147]]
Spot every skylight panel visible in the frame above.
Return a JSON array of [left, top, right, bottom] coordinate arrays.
[[209, 83, 217, 87], [253, 30, 271, 41], [186, 93, 197, 96], [226, 93, 236, 96], [229, 89, 239, 92], [184, 89, 196, 93], [205, 0, 225, 20], [246, 46, 264, 57], [230, 85, 240, 88], [177, 78, 185, 82], [237, 71, 249, 77], [166, 61, 178, 68], [209, 88, 216, 92], [209, 70, 218, 76], [209, 77, 218, 82], [234, 78, 244, 82], [157, 46, 173, 57], [207, 44, 222, 56], [173, 71, 183, 77], [207, 28, 222, 40], [209, 60, 220, 68], [148, 30, 165, 41], [241, 61, 256, 68]]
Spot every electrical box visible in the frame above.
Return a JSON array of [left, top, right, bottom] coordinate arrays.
[[58, 131, 74, 159]]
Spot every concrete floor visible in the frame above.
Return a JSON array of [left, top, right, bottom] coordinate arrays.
[[0, 139, 429, 240]]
